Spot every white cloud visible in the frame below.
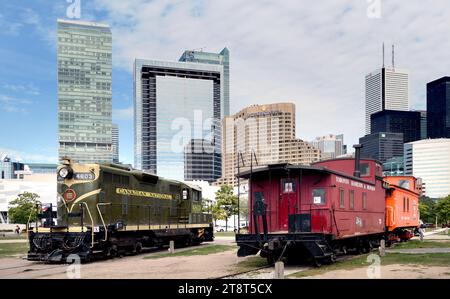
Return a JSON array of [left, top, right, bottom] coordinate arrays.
[[93, 0, 450, 147], [0, 94, 32, 113], [2, 83, 40, 95], [113, 106, 133, 121]]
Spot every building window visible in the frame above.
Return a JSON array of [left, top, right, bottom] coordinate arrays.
[[349, 190, 355, 210], [362, 193, 367, 210], [312, 188, 326, 205], [339, 188, 345, 208]]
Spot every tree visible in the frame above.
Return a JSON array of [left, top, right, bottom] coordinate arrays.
[[213, 185, 238, 231], [436, 195, 450, 226], [419, 196, 436, 224], [7, 192, 41, 224], [211, 203, 226, 226]]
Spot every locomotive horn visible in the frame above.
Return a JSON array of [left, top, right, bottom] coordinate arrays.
[[353, 144, 362, 178]]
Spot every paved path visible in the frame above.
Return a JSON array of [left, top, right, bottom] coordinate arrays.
[[0, 239, 27, 244], [387, 248, 450, 254]]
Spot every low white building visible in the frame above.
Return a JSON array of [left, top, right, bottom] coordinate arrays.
[[0, 173, 57, 224], [404, 138, 450, 199], [185, 180, 249, 230]]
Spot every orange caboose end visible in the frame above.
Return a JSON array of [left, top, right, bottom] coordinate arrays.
[[384, 176, 421, 242]]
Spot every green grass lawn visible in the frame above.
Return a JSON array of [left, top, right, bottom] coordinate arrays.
[[290, 252, 450, 278], [0, 234, 27, 240], [144, 244, 236, 259], [0, 242, 29, 258], [392, 240, 450, 249], [235, 256, 268, 270]]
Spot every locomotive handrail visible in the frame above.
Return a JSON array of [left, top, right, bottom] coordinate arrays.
[[80, 202, 95, 247], [96, 202, 111, 242]]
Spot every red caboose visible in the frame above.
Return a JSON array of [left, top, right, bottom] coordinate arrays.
[[236, 146, 388, 264]]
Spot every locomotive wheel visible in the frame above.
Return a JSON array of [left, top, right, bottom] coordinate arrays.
[[107, 245, 118, 258], [134, 242, 143, 254]]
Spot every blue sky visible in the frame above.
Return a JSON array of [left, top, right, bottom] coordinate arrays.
[[1, 0, 450, 165], [0, 0, 134, 163]]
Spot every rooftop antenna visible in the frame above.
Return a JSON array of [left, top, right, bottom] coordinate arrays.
[[382, 42, 385, 68], [392, 44, 395, 71]]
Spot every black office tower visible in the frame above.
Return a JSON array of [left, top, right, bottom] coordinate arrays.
[[370, 110, 421, 143], [427, 77, 450, 138]]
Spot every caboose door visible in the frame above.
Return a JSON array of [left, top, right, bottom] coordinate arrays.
[[279, 178, 297, 231]]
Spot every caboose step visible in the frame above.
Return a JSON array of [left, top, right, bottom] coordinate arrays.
[[302, 240, 334, 259]]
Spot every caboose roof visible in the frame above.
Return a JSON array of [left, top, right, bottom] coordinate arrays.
[[238, 163, 378, 185]]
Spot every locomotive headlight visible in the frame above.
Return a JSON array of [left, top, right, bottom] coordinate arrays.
[[58, 167, 72, 179]]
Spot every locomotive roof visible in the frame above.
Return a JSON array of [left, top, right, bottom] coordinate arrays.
[[238, 163, 379, 185], [100, 163, 198, 188]]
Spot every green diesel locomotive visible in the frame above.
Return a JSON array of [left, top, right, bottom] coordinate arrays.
[[27, 158, 214, 262]]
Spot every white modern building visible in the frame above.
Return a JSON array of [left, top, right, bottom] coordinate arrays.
[[404, 139, 450, 199], [112, 124, 119, 163], [0, 173, 57, 224], [365, 67, 409, 134]]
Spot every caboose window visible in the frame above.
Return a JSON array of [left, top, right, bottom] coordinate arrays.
[[362, 193, 367, 210], [349, 190, 355, 209], [360, 163, 370, 177], [399, 180, 410, 190], [312, 188, 325, 205], [281, 179, 295, 193], [339, 188, 345, 208]]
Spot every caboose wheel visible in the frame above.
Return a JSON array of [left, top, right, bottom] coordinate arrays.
[[313, 258, 322, 267]]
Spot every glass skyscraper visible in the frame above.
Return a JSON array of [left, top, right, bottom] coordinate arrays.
[[179, 48, 230, 116], [427, 77, 450, 138], [134, 59, 223, 181], [57, 19, 113, 163]]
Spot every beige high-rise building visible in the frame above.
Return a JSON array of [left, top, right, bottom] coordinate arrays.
[[217, 103, 320, 186]]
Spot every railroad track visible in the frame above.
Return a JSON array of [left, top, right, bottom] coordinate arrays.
[[213, 254, 354, 279]]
